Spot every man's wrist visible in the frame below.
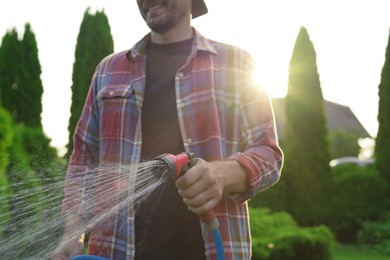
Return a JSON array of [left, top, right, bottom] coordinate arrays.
[[216, 160, 248, 193]]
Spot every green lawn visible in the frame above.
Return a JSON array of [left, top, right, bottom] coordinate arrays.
[[333, 244, 390, 260]]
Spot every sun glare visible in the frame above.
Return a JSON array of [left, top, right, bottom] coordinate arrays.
[[253, 61, 289, 98]]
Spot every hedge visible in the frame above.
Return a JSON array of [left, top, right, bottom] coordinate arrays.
[[250, 207, 335, 260]]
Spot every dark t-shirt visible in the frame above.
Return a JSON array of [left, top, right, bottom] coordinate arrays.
[[135, 39, 205, 260]]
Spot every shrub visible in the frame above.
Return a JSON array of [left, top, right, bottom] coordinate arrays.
[[358, 212, 390, 255], [3, 124, 65, 257], [250, 179, 286, 211], [0, 107, 13, 171], [21, 125, 66, 184], [328, 130, 361, 159], [0, 107, 13, 233], [250, 207, 335, 260], [325, 164, 388, 242], [6, 124, 45, 222]]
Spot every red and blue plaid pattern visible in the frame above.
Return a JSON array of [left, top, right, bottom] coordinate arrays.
[[63, 29, 283, 260]]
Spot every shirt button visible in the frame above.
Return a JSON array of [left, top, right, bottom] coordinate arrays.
[[178, 103, 185, 108], [186, 138, 192, 144], [178, 72, 184, 78], [109, 91, 114, 96]]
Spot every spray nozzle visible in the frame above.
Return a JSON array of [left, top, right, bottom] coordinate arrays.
[[153, 153, 216, 226], [153, 153, 216, 224], [153, 152, 194, 179]]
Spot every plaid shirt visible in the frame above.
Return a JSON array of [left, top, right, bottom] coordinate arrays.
[[63, 29, 283, 260]]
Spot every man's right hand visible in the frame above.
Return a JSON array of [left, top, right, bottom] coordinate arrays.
[[50, 236, 83, 260]]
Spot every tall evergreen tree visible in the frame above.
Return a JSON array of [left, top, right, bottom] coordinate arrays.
[[375, 28, 390, 190], [67, 8, 114, 155], [0, 29, 25, 120], [0, 24, 43, 126], [20, 23, 44, 126], [283, 27, 332, 226]]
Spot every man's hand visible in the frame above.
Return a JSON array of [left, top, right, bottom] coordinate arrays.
[[175, 158, 248, 215]]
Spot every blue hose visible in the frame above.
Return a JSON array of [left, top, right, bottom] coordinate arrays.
[[210, 227, 224, 260], [202, 215, 225, 260]]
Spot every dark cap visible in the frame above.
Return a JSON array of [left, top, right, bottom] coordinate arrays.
[[192, 0, 208, 19]]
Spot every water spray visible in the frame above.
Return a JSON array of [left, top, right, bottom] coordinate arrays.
[[71, 152, 224, 260]]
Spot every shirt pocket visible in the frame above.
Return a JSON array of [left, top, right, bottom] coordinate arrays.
[[96, 84, 136, 140], [97, 84, 135, 111], [97, 84, 133, 100]]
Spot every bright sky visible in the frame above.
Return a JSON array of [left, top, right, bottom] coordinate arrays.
[[1, 0, 389, 154]]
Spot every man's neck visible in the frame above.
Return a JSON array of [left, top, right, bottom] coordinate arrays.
[[150, 20, 192, 44]]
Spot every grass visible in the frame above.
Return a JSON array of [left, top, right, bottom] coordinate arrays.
[[333, 244, 390, 260]]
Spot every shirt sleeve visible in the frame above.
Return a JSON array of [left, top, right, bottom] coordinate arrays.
[[227, 52, 284, 203]]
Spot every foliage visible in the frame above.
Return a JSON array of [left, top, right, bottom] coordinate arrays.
[[328, 130, 361, 159], [357, 212, 390, 255], [250, 207, 335, 260], [2, 124, 66, 256], [0, 29, 25, 119], [20, 23, 44, 126], [0, 108, 13, 171], [252, 130, 362, 212], [0, 24, 43, 126], [0, 107, 13, 231], [4, 124, 45, 243], [333, 244, 390, 260], [67, 8, 114, 155], [375, 28, 390, 190], [325, 164, 388, 242], [250, 177, 286, 211], [282, 27, 332, 226], [22, 126, 66, 182]]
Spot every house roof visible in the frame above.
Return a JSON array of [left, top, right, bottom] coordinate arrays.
[[271, 98, 371, 140]]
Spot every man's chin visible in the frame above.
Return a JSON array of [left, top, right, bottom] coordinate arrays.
[[147, 21, 174, 34]]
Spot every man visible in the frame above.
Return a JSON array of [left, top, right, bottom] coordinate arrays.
[[51, 0, 283, 259]]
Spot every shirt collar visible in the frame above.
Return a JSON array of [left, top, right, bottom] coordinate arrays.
[[126, 28, 217, 62]]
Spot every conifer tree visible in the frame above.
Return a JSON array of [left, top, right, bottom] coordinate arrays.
[[375, 28, 390, 189], [67, 9, 114, 155], [0, 29, 25, 120], [20, 23, 44, 126], [0, 24, 43, 126], [283, 27, 331, 226]]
